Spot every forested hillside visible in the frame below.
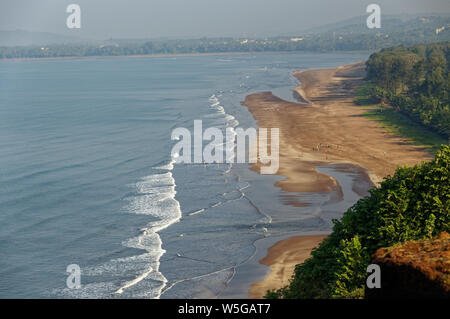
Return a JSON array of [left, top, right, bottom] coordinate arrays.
[[365, 42, 450, 138]]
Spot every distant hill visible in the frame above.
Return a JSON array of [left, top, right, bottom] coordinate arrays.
[[1, 14, 450, 58], [304, 14, 450, 35]]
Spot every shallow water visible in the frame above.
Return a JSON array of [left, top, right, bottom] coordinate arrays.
[[220, 163, 373, 298]]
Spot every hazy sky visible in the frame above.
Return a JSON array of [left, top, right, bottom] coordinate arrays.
[[0, 0, 449, 39]]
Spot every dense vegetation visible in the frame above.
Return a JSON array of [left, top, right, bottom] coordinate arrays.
[[354, 84, 447, 154], [267, 145, 450, 299], [364, 42, 450, 138], [1, 15, 449, 59]]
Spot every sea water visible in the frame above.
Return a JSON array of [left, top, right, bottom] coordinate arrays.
[[0, 52, 369, 298]]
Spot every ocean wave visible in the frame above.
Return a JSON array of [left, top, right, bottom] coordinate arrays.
[[153, 160, 175, 171], [58, 162, 182, 299], [206, 94, 239, 164], [187, 208, 205, 216], [114, 166, 182, 297]]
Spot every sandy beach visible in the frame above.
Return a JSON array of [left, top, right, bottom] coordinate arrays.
[[246, 62, 433, 298], [249, 235, 328, 299]]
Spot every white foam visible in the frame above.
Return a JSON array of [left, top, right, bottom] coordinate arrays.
[[55, 249, 167, 299], [225, 114, 239, 128], [153, 160, 175, 171], [114, 164, 181, 297], [188, 208, 205, 216], [211, 201, 222, 208], [114, 266, 154, 294], [53, 165, 181, 299], [207, 94, 240, 164]]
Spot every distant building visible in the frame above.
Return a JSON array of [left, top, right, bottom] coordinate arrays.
[[436, 26, 446, 35]]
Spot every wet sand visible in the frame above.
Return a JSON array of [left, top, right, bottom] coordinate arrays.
[[249, 235, 327, 299], [245, 62, 433, 298]]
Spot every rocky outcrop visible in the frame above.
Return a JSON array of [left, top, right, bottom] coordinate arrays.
[[366, 232, 450, 299]]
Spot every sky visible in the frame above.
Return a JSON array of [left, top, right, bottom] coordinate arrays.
[[0, 0, 449, 39]]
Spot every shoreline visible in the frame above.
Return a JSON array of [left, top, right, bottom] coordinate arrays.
[[0, 50, 373, 63], [244, 61, 433, 298], [248, 234, 328, 299], [0, 51, 272, 62]]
